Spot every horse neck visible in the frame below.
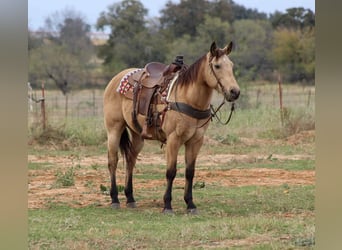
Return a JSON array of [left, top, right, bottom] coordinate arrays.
[[175, 57, 213, 110]]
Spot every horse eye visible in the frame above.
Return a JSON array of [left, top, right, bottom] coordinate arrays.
[[214, 64, 221, 69]]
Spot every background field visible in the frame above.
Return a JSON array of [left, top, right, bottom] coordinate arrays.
[[28, 83, 315, 249]]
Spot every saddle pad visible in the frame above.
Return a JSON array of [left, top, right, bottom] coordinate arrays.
[[117, 68, 143, 95]]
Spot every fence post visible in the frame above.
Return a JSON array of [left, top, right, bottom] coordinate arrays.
[[41, 82, 46, 130], [278, 73, 284, 126]]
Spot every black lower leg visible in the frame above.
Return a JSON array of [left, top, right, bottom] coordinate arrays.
[[125, 174, 135, 204], [184, 164, 196, 210], [110, 175, 119, 204], [163, 167, 177, 210]]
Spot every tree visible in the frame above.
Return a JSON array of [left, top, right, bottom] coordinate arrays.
[[231, 1, 267, 20], [160, 0, 210, 38], [232, 20, 273, 81], [272, 27, 315, 83], [59, 17, 93, 61], [28, 29, 44, 52], [210, 0, 234, 23], [29, 8, 94, 91], [96, 0, 167, 75], [165, 15, 232, 64], [299, 28, 315, 82], [44, 8, 94, 65], [96, 0, 146, 71], [270, 8, 315, 30], [29, 9, 95, 118], [29, 43, 85, 95], [29, 43, 87, 117]]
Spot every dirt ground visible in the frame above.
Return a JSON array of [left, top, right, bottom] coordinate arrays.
[[28, 131, 315, 209]]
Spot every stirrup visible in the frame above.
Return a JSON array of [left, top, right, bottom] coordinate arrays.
[[141, 124, 153, 139]]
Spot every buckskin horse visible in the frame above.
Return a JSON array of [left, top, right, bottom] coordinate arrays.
[[103, 41, 240, 213]]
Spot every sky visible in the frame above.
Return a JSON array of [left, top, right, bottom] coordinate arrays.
[[28, 0, 315, 31]]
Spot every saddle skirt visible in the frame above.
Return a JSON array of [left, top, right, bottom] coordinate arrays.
[[117, 68, 143, 99]]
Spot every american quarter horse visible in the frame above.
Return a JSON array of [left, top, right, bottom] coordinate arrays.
[[103, 41, 240, 213]]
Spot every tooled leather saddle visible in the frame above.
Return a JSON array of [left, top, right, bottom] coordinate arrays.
[[117, 56, 184, 140]]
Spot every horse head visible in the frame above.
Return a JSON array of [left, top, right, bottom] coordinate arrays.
[[206, 41, 240, 102]]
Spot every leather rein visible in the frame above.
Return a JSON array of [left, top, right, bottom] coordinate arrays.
[[167, 57, 235, 127]]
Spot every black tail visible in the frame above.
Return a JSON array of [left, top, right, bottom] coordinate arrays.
[[119, 128, 136, 167]]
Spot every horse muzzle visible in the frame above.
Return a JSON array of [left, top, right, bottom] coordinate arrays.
[[225, 87, 240, 102]]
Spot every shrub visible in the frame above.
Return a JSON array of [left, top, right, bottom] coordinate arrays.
[[282, 107, 315, 136]]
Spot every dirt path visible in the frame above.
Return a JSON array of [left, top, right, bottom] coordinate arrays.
[[28, 153, 315, 209]]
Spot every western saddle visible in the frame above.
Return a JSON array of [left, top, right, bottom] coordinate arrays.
[[120, 56, 184, 141]]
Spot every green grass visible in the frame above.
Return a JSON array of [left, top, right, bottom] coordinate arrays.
[[28, 144, 108, 158], [29, 185, 314, 249], [201, 141, 314, 156], [28, 162, 53, 170], [196, 159, 315, 171]]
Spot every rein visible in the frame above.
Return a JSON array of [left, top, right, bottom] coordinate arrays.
[[210, 99, 235, 125]]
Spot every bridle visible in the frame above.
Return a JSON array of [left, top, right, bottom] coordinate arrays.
[[208, 56, 236, 125]]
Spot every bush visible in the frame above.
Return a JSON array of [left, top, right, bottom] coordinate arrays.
[[262, 107, 315, 139], [282, 107, 315, 136]]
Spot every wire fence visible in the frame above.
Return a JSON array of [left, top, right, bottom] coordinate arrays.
[[28, 83, 315, 129]]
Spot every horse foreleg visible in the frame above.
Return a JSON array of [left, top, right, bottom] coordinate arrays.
[[163, 133, 181, 213], [184, 136, 204, 213]]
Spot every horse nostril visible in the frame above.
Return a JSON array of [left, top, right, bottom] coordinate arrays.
[[230, 88, 240, 99]]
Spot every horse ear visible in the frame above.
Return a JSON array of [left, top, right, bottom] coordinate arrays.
[[224, 41, 233, 55], [210, 41, 217, 57]]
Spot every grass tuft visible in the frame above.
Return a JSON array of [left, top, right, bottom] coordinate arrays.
[[53, 167, 75, 188]]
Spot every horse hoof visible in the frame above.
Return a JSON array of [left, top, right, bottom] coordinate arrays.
[[187, 208, 198, 215], [162, 208, 174, 214], [126, 202, 137, 208], [111, 203, 120, 209]]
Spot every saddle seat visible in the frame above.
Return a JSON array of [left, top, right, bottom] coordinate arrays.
[[141, 62, 169, 88]]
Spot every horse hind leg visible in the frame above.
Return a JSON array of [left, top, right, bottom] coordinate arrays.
[[107, 126, 124, 208], [120, 128, 144, 208]]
